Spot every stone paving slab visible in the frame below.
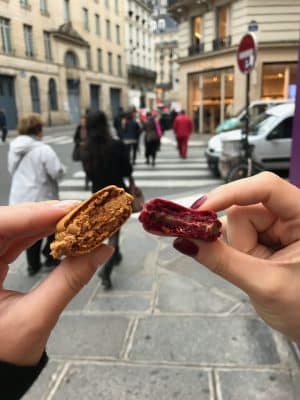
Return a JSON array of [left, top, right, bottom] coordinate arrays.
[[89, 293, 151, 313], [129, 316, 281, 366], [161, 251, 248, 302], [51, 363, 211, 400], [216, 369, 296, 400], [23, 361, 65, 400], [157, 271, 236, 314], [48, 315, 130, 359]]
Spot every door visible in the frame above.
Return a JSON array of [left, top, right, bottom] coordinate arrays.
[[256, 116, 293, 170], [90, 84, 100, 111], [0, 75, 17, 129], [110, 88, 121, 119], [67, 79, 80, 124]]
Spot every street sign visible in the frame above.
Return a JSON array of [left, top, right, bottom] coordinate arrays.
[[237, 33, 257, 74], [248, 20, 258, 32]]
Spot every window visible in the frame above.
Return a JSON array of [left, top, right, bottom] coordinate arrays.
[[20, 0, 29, 7], [108, 52, 113, 74], [64, 0, 70, 22], [192, 16, 202, 46], [43, 31, 52, 61], [83, 8, 89, 31], [65, 51, 78, 67], [0, 18, 12, 54], [97, 48, 103, 72], [115, 0, 119, 14], [262, 63, 297, 99], [40, 0, 48, 13], [116, 25, 120, 44], [117, 55, 122, 76], [105, 0, 109, 9], [48, 78, 58, 110], [86, 47, 92, 69], [217, 5, 229, 39], [30, 76, 41, 113], [24, 25, 34, 57], [95, 14, 100, 35], [106, 19, 111, 40], [269, 117, 294, 140]]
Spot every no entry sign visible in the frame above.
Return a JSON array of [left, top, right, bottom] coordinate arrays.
[[237, 33, 257, 74]]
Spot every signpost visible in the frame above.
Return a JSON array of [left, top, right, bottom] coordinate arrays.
[[237, 32, 257, 146]]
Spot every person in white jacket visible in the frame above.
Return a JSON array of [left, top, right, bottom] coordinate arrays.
[[8, 114, 65, 275]]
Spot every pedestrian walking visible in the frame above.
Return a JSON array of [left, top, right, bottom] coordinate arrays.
[[113, 107, 125, 139], [8, 114, 64, 275], [82, 110, 136, 289], [73, 115, 90, 190], [0, 108, 8, 142], [173, 110, 193, 159], [143, 112, 161, 166], [120, 111, 141, 165]]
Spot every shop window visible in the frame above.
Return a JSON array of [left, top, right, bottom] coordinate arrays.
[[48, 78, 58, 111], [30, 76, 41, 113], [188, 73, 201, 131], [262, 63, 297, 99]]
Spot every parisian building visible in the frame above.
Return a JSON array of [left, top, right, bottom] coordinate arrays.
[[0, 0, 128, 128], [152, 0, 180, 108], [169, 0, 299, 133], [125, 0, 157, 110]]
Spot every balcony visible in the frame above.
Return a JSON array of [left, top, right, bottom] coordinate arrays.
[[212, 35, 232, 51], [188, 42, 204, 56], [128, 65, 157, 80]]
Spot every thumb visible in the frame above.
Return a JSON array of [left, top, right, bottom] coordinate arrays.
[[173, 238, 269, 295], [23, 244, 114, 328]]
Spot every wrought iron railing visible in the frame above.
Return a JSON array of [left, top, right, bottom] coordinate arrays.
[[188, 42, 204, 56], [212, 35, 232, 51]]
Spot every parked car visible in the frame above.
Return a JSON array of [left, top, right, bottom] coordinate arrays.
[[206, 102, 295, 178], [215, 99, 293, 134]]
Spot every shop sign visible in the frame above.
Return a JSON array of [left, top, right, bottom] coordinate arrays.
[[237, 33, 257, 74]]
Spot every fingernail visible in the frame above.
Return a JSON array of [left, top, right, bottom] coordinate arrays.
[[173, 238, 199, 257], [190, 195, 207, 209], [52, 200, 81, 209]]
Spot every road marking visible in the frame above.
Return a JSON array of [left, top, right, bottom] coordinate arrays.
[[60, 178, 220, 188]]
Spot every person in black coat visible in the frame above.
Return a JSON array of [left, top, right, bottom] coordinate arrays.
[[84, 110, 136, 289], [119, 111, 141, 165], [0, 108, 8, 142]]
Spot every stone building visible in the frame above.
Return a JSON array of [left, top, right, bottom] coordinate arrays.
[[125, 0, 157, 110], [169, 0, 299, 133], [152, 0, 180, 107], [0, 0, 128, 128]]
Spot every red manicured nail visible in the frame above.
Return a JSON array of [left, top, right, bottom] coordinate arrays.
[[173, 238, 199, 257], [190, 195, 207, 209]]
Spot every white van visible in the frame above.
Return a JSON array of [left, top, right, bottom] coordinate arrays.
[[206, 102, 295, 178]]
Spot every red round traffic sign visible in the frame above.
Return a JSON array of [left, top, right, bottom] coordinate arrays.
[[237, 33, 257, 74]]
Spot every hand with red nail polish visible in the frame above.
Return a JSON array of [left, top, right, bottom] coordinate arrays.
[[173, 172, 300, 343]]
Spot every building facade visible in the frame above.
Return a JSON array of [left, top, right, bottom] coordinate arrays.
[[125, 0, 157, 110], [0, 0, 128, 128], [169, 0, 299, 133], [152, 5, 180, 107]]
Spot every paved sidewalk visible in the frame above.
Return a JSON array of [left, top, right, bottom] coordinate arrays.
[[5, 130, 300, 399], [8, 219, 299, 400]]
